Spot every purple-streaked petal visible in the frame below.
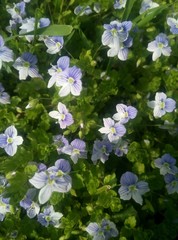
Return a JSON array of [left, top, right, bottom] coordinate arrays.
[[86, 222, 100, 235], [128, 106, 138, 119], [118, 48, 129, 61], [136, 181, 150, 194], [120, 171, 138, 186], [29, 172, 48, 189], [5, 143, 17, 156], [71, 81, 82, 96], [55, 159, 71, 173], [118, 186, 132, 200], [71, 139, 86, 150], [5, 126, 17, 138], [57, 56, 70, 70], [0, 134, 7, 147]]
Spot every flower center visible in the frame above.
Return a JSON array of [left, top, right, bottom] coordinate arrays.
[[57, 170, 64, 177], [73, 148, 80, 154], [68, 77, 74, 84], [56, 42, 62, 49], [57, 68, 62, 73], [158, 42, 164, 48], [101, 145, 106, 153], [23, 61, 30, 68], [60, 113, 65, 121], [110, 127, 116, 134], [7, 137, 13, 144], [129, 185, 137, 191], [111, 28, 118, 36], [159, 100, 165, 110]]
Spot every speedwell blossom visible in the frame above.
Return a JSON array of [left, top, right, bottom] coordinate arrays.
[[0, 126, 23, 156], [74, 5, 93, 15], [20, 196, 40, 219], [139, 0, 159, 14], [0, 83, 10, 104], [147, 33, 171, 61], [118, 171, 150, 205], [102, 20, 132, 46], [48, 56, 70, 88], [62, 139, 87, 164], [91, 139, 113, 164], [0, 197, 12, 221], [6, 2, 26, 23], [167, 17, 178, 34], [86, 219, 119, 240], [29, 159, 72, 204], [112, 139, 128, 157], [0, 35, 14, 69], [154, 153, 178, 175], [44, 36, 64, 54], [49, 102, 74, 129], [13, 52, 41, 80], [114, 0, 127, 9], [99, 118, 126, 143], [56, 66, 82, 97], [37, 205, 63, 228], [53, 135, 69, 155], [147, 92, 176, 118], [164, 173, 178, 194], [112, 103, 137, 124]]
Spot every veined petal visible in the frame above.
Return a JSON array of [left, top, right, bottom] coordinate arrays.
[[71, 81, 82, 96], [118, 186, 132, 200], [137, 181, 150, 194], [55, 159, 71, 173], [5, 126, 17, 138], [118, 48, 128, 61], [29, 172, 48, 189], [57, 56, 70, 70], [165, 98, 176, 112], [132, 191, 143, 205], [39, 184, 52, 204], [59, 84, 71, 97], [0, 134, 7, 147], [28, 67, 41, 78], [5, 143, 17, 156], [86, 222, 100, 235], [49, 111, 60, 119]]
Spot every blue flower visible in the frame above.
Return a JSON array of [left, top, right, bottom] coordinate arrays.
[[102, 20, 132, 46], [0, 35, 14, 69], [118, 171, 150, 205], [13, 52, 42, 80], [0, 126, 23, 156], [0, 83, 10, 104], [112, 103, 137, 124], [139, 0, 159, 14], [86, 219, 119, 240], [91, 139, 113, 164], [44, 36, 64, 54], [167, 17, 178, 34], [37, 205, 63, 227], [20, 196, 40, 219], [48, 56, 70, 88], [74, 5, 93, 16], [114, 0, 127, 9], [53, 135, 69, 155], [99, 118, 126, 143], [147, 33, 171, 61], [49, 102, 74, 129], [56, 66, 82, 97], [29, 159, 72, 204], [6, 2, 26, 23], [154, 154, 178, 175], [62, 139, 87, 164], [0, 197, 12, 221], [112, 139, 128, 157], [164, 173, 178, 194], [147, 92, 176, 118]]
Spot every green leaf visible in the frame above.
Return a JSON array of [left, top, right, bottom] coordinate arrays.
[[122, 0, 137, 20], [133, 5, 168, 27]]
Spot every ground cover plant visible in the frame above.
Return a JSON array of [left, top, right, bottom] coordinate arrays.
[[0, 0, 178, 239]]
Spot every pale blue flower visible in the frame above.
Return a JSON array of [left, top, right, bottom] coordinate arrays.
[[99, 118, 126, 143], [112, 139, 128, 157], [154, 154, 178, 175], [56, 66, 82, 97], [20, 197, 40, 219], [114, 0, 127, 9], [107, 36, 133, 60], [37, 205, 63, 227], [139, 0, 159, 14], [53, 135, 69, 155], [118, 171, 150, 205], [0, 126, 23, 156], [93, 3, 101, 13], [86, 219, 118, 240], [48, 56, 70, 88], [13, 52, 42, 80], [29, 159, 72, 204], [49, 102, 74, 129], [167, 17, 178, 34], [74, 5, 93, 15], [102, 20, 132, 46], [164, 173, 178, 194], [0, 35, 14, 69], [62, 139, 87, 164], [112, 103, 137, 124], [0, 197, 12, 221], [6, 2, 26, 23], [147, 92, 176, 118], [91, 139, 113, 164], [44, 36, 64, 54], [147, 33, 171, 61], [0, 83, 10, 104]]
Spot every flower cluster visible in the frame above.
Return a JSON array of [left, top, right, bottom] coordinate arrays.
[[101, 20, 133, 60], [29, 159, 72, 204], [86, 219, 119, 239], [154, 154, 178, 194]]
